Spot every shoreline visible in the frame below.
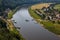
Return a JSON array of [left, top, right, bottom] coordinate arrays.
[[8, 6, 21, 19], [28, 3, 60, 36], [7, 6, 25, 40], [7, 19, 24, 40]]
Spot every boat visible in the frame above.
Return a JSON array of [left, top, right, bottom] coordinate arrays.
[[14, 21, 17, 23], [25, 19, 29, 22], [12, 20, 17, 23], [32, 19, 34, 21], [15, 27, 21, 29]]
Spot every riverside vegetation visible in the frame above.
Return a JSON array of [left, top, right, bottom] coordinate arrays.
[[0, 18, 24, 40], [29, 3, 60, 35], [0, 0, 25, 40]]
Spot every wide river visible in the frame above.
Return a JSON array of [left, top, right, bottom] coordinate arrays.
[[12, 6, 60, 40]]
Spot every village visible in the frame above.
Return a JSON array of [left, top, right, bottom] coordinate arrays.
[[34, 4, 60, 24]]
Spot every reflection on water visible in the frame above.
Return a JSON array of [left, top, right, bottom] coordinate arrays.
[[12, 7, 60, 40]]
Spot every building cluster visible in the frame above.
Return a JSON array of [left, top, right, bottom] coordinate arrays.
[[35, 5, 60, 21]]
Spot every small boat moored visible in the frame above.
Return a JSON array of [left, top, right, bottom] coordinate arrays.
[[12, 20, 17, 23], [25, 19, 29, 22]]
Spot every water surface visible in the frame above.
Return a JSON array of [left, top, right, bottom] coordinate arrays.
[[12, 7, 60, 40]]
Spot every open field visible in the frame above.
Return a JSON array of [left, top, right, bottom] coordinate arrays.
[[31, 3, 52, 10], [54, 4, 60, 11]]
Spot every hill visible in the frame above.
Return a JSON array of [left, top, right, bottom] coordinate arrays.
[[0, 0, 60, 11]]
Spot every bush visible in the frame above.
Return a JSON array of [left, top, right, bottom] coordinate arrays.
[[57, 20, 60, 24]]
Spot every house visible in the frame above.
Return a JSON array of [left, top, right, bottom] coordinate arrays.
[[56, 14, 60, 20], [35, 9, 43, 16], [41, 7, 51, 13], [41, 7, 47, 11], [48, 16, 52, 20]]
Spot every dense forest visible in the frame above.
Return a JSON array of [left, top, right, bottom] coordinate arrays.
[[0, 19, 21, 40], [0, 0, 60, 12]]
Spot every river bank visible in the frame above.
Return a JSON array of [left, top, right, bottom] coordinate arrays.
[[8, 6, 21, 19], [28, 3, 60, 35], [7, 19, 24, 40], [0, 16, 24, 40], [7, 6, 25, 40], [11, 6, 60, 40]]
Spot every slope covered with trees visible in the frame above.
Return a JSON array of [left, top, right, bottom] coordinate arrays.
[[0, 0, 60, 12]]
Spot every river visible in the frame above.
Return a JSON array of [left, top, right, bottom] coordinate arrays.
[[12, 6, 60, 40]]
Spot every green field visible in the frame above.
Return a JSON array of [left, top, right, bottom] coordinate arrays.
[[28, 8, 41, 19], [54, 4, 60, 11]]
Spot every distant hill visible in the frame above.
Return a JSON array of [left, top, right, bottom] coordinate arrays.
[[0, 0, 60, 11]]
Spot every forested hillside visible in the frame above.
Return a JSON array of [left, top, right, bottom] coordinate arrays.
[[0, 0, 60, 12]]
